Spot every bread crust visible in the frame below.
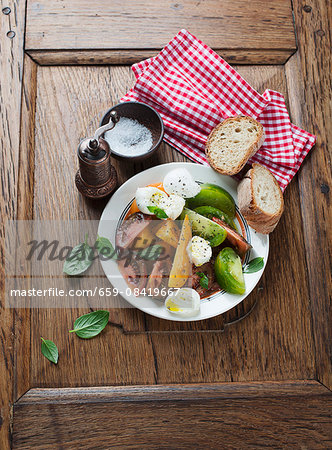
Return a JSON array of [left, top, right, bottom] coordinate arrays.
[[237, 163, 284, 234], [205, 116, 265, 176]]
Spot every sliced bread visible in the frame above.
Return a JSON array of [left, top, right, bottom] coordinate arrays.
[[205, 116, 265, 175], [237, 163, 284, 234]]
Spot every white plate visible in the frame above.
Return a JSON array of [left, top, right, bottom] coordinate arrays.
[[98, 162, 269, 321]]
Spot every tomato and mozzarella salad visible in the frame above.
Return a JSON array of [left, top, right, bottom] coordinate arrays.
[[115, 168, 252, 317]]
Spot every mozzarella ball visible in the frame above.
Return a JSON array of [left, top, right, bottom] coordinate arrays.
[[163, 168, 201, 198], [187, 236, 212, 267], [158, 194, 185, 220], [135, 187, 167, 215], [165, 288, 200, 317]]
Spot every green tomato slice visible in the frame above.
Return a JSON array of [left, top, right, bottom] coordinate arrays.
[[194, 206, 236, 229], [181, 208, 227, 247], [214, 247, 246, 295], [186, 183, 236, 219]]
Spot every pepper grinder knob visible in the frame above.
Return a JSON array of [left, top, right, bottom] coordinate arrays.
[[75, 112, 118, 199]]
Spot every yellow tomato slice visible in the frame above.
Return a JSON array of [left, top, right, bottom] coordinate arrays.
[[169, 215, 192, 288]]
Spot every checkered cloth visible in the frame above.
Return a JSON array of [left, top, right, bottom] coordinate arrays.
[[121, 29, 316, 191]]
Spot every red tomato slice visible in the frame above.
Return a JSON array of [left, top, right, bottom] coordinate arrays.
[[212, 217, 252, 258], [118, 259, 147, 293]]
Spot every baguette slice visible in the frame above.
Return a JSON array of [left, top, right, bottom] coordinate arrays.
[[206, 116, 265, 175], [237, 163, 284, 234]]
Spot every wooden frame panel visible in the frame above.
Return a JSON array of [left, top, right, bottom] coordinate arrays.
[[13, 381, 332, 448], [0, 0, 331, 448], [0, 0, 27, 447], [285, 0, 332, 390], [25, 0, 296, 64]]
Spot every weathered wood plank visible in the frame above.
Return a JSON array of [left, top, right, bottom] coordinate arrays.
[[15, 380, 331, 403], [0, 0, 26, 447], [25, 0, 296, 64], [14, 55, 38, 401], [285, 0, 332, 390], [13, 381, 332, 449], [30, 65, 157, 387]]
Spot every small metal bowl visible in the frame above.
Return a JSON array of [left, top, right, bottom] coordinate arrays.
[[100, 102, 164, 161]]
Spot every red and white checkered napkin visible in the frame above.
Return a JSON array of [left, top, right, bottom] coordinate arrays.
[[121, 29, 316, 191]]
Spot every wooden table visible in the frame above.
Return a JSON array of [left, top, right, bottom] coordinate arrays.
[[1, 0, 331, 447]]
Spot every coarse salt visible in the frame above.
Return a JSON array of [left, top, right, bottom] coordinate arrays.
[[104, 117, 153, 156]]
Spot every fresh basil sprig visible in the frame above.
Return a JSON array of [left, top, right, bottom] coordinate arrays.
[[41, 337, 58, 364], [63, 233, 93, 276], [147, 206, 168, 219], [196, 272, 209, 289], [138, 245, 164, 260], [243, 257, 264, 274], [69, 310, 109, 339], [95, 235, 117, 260]]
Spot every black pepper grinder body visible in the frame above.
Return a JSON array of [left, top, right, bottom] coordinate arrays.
[[75, 111, 119, 199]]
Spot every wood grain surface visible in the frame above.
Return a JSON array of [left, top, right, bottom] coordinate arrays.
[[13, 381, 332, 448], [0, 0, 330, 448], [25, 0, 296, 64], [26, 48, 296, 66], [285, 0, 332, 391], [21, 64, 315, 389], [0, 0, 26, 448], [14, 55, 37, 402]]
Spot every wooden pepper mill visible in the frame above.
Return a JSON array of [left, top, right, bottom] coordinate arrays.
[[75, 111, 119, 199]]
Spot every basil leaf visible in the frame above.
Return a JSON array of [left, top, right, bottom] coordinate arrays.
[[138, 245, 164, 261], [63, 235, 93, 276], [95, 236, 117, 260], [69, 310, 109, 339], [196, 272, 209, 289], [41, 338, 58, 364], [243, 257, 264, 274], [147, 206, 168, 219]]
